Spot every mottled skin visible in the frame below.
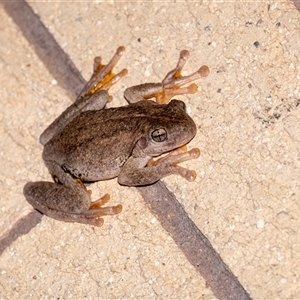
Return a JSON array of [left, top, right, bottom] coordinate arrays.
[[24, 47, 209, 226], [43, 99, 196, 184]]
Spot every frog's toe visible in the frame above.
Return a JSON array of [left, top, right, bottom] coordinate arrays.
[[153, 50, 209, 104], [147, 146, 200, 182], [80, 46, 128, 98], [87, 193, 122, 216]]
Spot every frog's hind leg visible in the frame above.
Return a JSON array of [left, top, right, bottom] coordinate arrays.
[[40, 47, 128, 146], [24, 161, 122, 227], [78, 46, 128, 99], [24, 181, 121, 227], [84, 194, 122, 218]]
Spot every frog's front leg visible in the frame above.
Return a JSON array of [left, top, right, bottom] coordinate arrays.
[[24, 161, 122, 226], [118, 147, 200, 186], [124, 50, 209, 104]]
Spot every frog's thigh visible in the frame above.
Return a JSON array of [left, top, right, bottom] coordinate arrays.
[[24, 181, 91, 216]]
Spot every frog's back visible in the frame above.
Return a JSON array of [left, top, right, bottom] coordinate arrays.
[[42, 103, 153, 181]]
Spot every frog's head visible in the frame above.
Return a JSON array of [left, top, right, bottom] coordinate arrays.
[[136, 99, 197, 157]]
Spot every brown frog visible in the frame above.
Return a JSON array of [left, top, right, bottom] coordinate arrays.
[[24, 47, 209, 226]]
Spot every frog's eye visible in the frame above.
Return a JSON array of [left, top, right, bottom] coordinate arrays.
[[151, 128, 167, 142]]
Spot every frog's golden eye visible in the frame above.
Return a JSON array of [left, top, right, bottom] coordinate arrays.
[[151, 128, 167, 142]]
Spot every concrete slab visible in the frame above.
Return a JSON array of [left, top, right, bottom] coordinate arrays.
[[1, 1, 300, 299]]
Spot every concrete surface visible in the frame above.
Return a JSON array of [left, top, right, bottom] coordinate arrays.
[[1, 1, 300, 299]]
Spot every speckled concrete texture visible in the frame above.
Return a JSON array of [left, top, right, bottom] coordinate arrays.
[[1, 2, 300, 299]]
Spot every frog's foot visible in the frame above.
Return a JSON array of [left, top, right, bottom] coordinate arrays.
[[147, 146, 201, 181], [60, 179, 123, 223], [124, 50, 209, 105], [51, 192, 122, 227], [51, 202, 122, 227], [87, 193, 123, 216], [155, 50, 209, 104], [65, 179, 123, 219], [79, 46, 128, 99]]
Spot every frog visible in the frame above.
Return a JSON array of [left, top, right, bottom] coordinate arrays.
[[24, 47, 209, 227]]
